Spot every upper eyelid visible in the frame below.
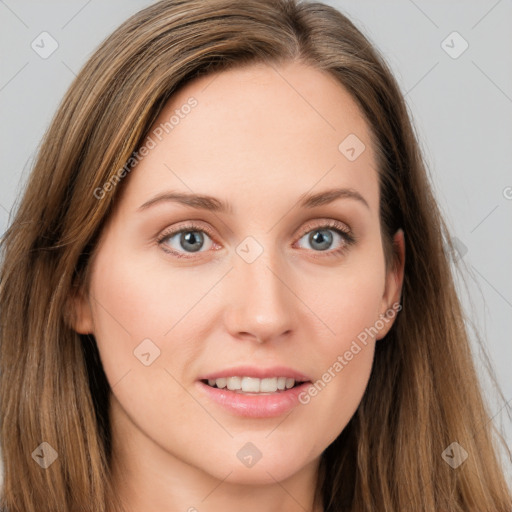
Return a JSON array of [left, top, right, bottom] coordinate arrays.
[[159, 219, 350, 240], [297, 219, 351, 236]]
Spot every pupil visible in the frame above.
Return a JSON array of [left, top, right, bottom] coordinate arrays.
[[310, 230, 332, 251], [181, 231, 204, 252]]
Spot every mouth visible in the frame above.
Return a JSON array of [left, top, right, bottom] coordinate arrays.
[[200, 376, 309, 394], [196, 366, 313, 417], [196, 371, 313, 418]]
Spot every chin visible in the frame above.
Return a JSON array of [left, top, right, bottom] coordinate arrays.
[[197, 440, 316, 485]]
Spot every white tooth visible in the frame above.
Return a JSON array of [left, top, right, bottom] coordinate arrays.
[[226, 376, 242, 390], [276, 377, 286, 390], [208, 379, 216, 386], [260, 377, 278, 392], [285, 378, 295, 389], [241, 377, 260, 392], [215, 377, 227, 389]]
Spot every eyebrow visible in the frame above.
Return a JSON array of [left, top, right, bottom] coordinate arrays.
[[137, 187, 369, 213]]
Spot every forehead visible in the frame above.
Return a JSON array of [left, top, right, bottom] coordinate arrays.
[[119, 61, 379, 214]]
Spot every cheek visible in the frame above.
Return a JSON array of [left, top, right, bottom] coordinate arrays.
[[87, 245, 215, 375], [86, 249, 168, 395], [293, 257, 386, 449], [308, 254, 386, 350]]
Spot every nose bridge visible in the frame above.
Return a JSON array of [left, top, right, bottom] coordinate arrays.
[[224, 236, 295, 342]]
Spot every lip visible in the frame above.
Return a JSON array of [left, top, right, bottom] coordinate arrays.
[[196, 366, 313, 419], [198, 365, 312, 381], [196, 380, 312, 418]]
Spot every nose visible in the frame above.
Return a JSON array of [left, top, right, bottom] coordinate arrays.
[[222, 245, 296, 344]]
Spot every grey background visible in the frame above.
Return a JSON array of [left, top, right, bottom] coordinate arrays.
[[1, 0, 511, 484]]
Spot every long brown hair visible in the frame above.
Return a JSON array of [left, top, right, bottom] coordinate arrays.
[[1, 1, 510, 510]]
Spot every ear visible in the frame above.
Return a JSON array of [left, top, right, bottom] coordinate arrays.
[[65, 286, 94, 335], [376, 228, 405, 340]]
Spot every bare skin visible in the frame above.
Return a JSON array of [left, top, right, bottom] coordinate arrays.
[[73, 60, 405, 512]]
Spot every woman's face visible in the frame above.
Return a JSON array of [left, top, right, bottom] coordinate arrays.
[[75, 61, 403, 486]]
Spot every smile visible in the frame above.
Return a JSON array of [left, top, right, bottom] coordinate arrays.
[[203, 376, 305, 393]]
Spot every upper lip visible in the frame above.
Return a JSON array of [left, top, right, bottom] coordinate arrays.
[[199, 365, 312, 382]]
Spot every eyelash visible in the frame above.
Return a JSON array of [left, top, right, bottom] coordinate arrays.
[[156, 219, 356, 260]]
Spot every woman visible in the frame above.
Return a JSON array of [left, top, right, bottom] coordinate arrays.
[[1, 0, 510, 511]]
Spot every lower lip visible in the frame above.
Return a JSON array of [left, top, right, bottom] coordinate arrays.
[[196, 381, 311, 418]]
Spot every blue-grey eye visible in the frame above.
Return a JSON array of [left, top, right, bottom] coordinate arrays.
[[161, 229, 214, 253], [309, 229, 332, 251], [297, 228, 344, 251], [180, 231, 204, 252]]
